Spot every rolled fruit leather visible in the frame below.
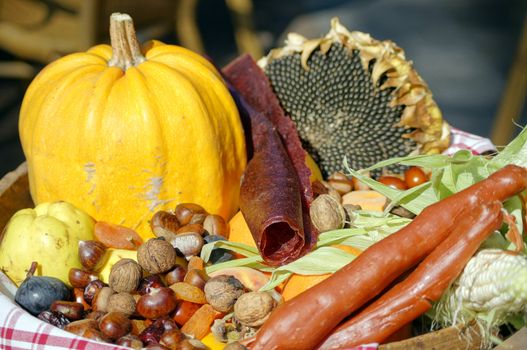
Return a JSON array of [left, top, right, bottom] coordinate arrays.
[[223, 55, 317, 265]]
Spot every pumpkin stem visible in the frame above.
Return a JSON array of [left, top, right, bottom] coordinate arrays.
[[108, 13, 145, 70]]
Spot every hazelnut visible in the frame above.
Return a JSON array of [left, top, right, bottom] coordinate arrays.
[[138, 238, 177, 274], [204, 275, 245, 313], [108, 292, 137, 315], [92, 286, 114, 312], [233, 291, 276, 327], [109, 258, 142, 293], [310, 194, 346, 232]]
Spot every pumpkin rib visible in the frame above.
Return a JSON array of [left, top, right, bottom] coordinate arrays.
[[27, 66, 109, 203], [21, 64, 106, 160], [138, 60, 242, 219], [138, 60, 222, 186], [149, 53, 246, 176]]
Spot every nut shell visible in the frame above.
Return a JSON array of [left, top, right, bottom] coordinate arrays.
[[233, 291, 276, 327], [109, 259, 142, 293], [204, 275, 244, 313], [138, 238, 177, 274], [309, 194, 346, 232], [107, 292, 137, 316]]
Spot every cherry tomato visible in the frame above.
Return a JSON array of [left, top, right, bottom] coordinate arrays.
[[404, 166, 428, 188], [378, 176, 408, 190]]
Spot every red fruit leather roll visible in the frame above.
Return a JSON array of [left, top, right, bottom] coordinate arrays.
[[222, 54, 313, 204], [317, 201, 503, 349], [250, 164, 527, 350], [222, 55, 317, 265]]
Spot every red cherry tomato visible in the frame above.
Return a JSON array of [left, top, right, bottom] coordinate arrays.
[[404, 166, 428, 188], [378, 176, 408, 190]]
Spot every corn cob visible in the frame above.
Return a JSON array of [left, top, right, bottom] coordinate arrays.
[[454, 249, 527, 314]]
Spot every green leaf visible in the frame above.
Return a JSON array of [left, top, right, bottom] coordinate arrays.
[[204, 255, 268, 274], [353, 153, 454, 172], [201, 240, 259, 263], [260, 247, 357, 290], [491, 126, 527, 168]]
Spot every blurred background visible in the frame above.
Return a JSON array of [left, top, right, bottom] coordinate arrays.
[[0, 0, 526, 177]]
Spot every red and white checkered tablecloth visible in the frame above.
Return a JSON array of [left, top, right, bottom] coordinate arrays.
[[0, 128, 496, 350], [444, 127, 496, 155], [0, 294, 128, 350]]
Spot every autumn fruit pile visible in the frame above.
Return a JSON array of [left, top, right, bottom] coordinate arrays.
[[2, 9, 526, 350], [9, 202, 279, 349]]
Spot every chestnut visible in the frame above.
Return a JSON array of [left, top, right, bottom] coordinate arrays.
[[174, 203, 206, 226], [171, 233, 204, 259], [151, 210, 180, 240], [50, 300, 84, 321], [64, 319, 99, 336], [98, 311, 131, 341], [78, 240, 107, 271], [165, 265, 187, 285], [69, 268, 98, 289], [176, 224, 205, 236], [138, 274, 166, 295], [83, 279, 106, 305], [203, 214, 228, 238], [137, 287, 177, 319], [183, 269, 208, 290], [116, 334, 143, 349], [160, 328, 185, 349]]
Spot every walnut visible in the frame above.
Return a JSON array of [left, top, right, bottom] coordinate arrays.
[[109, 258, 142, 293], [310, 194, 346, 232], [137, 238, 176, 274], [233, 291, 276, 327], [204, 275, 245, 313], [107, 292, 136, 315]]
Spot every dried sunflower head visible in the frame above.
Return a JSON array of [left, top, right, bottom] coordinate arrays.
[[259, 18, 450, 177]]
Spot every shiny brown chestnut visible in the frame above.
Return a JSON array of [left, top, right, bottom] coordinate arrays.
[[174, 203, 206, 226], [165, 265, 187, 286], [50, 300, 84, 321], [78, 240, 107, 271], [137, 287, 177, 320], [83, 279, 106, 305], [116, 334, 143, 350], [183, 269, 209, 290], [69, 268, 98, 288], [160, 329, 186, 350], [138, 274, 166, 295], [98, 311, 132, 341]]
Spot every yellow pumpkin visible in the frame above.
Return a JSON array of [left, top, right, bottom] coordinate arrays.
[[19, 13, 246, 240]]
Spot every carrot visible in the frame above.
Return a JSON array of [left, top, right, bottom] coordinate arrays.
[[317, 201, 503, 349], [250, 165, 527, 350]]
